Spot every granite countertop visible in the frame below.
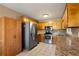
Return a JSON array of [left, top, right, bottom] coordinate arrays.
[[55, 35, 79, 56]]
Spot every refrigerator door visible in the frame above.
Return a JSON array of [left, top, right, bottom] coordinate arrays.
[[24, 22, 38, 50], [24, 22, 30, 50], [29, 24, 38, 49]]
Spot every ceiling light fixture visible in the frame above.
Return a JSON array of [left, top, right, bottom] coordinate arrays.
[[43, 14, 49, 18]]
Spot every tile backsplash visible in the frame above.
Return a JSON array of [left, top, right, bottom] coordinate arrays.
[[37, 28, 79, 37]]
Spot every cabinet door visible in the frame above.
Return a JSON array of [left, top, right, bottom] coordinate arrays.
[[5, 17, 16, 56], [37, 23, 46, 30], [0, 18, 3, 56], [37, 34, 45, 42], [15, 20, 22, 54], [68, 3, 79, 27]]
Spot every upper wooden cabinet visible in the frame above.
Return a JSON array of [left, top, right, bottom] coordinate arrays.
[[67, 3, 79, 27], [62, 6, 67, 29], [37, 22, 54, 30], [37, 20, 62, 30], [37, 22, 50, 30], [62, 3, 79, 28]]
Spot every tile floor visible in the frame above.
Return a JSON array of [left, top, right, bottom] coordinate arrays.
[[17, 42, 56, 56]]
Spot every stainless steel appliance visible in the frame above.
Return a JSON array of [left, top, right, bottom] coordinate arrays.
[[44, 26, 53, 44], [23, 22, 38, 50]]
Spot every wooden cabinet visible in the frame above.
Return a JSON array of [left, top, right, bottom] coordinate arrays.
[[67, 3, 79, 27], [62, 7, 67, 29], [37, 34, 45, 42], [37, 22, 46, 30], [0, 17, 22, 56], [37, 20, 63, 30], [15, 19, 22, 54], [62, 3, 79, 28]]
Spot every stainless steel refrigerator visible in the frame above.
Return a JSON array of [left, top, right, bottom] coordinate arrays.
[[23, 22, 38, 50]]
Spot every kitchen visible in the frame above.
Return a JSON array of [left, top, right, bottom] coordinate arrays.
[[0, 3, 79, 56]]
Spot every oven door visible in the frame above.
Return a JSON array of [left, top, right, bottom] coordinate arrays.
[[44, 34, 52, 44]]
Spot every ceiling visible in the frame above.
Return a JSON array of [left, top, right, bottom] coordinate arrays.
[[1, 3, 66, 22]]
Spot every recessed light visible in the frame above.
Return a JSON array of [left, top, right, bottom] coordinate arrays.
[[43, 14, 49, 18]]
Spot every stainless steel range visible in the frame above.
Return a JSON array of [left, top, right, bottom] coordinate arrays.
[[44, 26, 53, 44]]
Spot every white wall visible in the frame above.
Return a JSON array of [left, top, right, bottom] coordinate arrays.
[[0, 5, 22, 19]]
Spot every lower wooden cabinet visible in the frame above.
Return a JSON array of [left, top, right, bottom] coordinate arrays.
[[37, 34, 45, 42], [0, 17, 22, 56]]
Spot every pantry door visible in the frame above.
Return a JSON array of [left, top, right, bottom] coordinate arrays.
[[5, 17, 16, 56]]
